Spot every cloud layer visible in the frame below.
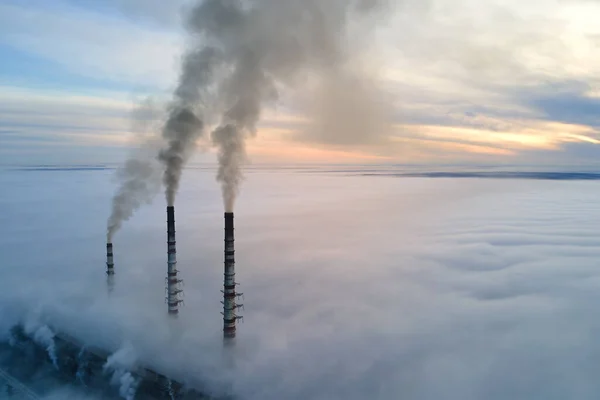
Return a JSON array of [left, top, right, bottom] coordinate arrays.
[[2, 167, 600, 399]]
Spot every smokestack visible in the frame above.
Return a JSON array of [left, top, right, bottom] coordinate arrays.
[[106, 242, 115, 292], [222, 212, 242, 342], [106, 243, 114, 276], [166, 206, 182, 316]]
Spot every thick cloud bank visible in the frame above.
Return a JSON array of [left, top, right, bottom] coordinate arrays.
[[1, 166, 600, 399]]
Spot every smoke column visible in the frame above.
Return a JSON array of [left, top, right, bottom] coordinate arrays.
[[106, 157, 160, 242], [184, 0, 387, 211], [106, 48, 222, 240], [158, 109, 202, 207], [106, 0, 389, 233], [158, 47, 222, 206]]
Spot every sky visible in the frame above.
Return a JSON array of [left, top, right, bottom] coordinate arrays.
[[1, 0, 600, 165]]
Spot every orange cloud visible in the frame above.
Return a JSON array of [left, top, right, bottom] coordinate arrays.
[[247, 135, 391, 163]]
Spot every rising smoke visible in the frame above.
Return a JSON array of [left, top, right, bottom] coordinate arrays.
[[158, 46, 222, 206], [104, 344, 139, 400], [186, 0, 390, 211], [24, 323, 59, 370], [107, 47, 221, 239], [107, 156, 161, 242], [106, 100, 163, 242], [107, 0, 389, 231]]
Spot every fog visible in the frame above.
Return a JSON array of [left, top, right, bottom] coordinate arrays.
[[1, 166, 600, 399]]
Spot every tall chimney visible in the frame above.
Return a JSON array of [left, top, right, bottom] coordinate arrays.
[[222, 212, 242, 342], [106, 243, 115, 292], [166, 206, 182, 316], [106, 243, 114, 275]]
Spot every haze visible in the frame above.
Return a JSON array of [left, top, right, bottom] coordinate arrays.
[[1, 0, 600, 399]]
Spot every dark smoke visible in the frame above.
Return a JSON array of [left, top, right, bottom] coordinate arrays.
[[107, 47, 221, 236], [210, 50, 275, 211], [107, 0, 390, 231], [158, 108, 203, 206], [184, 0, 390, 211], [106, 101, 163, 242], [107, 157, 160, 241], [158, 47, 222, 206]]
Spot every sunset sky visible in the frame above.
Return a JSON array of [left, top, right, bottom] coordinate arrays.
[[1, 0, 600, 165]]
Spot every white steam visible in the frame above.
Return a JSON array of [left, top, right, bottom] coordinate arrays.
[[104, 344, 139, 400], [23, 322, 59, 370]]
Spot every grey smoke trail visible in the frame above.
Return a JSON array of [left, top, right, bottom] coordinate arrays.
[[107, 47, 221, 237], [185, 0, 389, 211], [107, 101, 163, 242], [107, 0, 389, 225], [211, 51, 275, 211], [107, 157, 161, 242], [213, 125, 245, 212], [158, 47, 221, 206], [158, 108, 203, 207]]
